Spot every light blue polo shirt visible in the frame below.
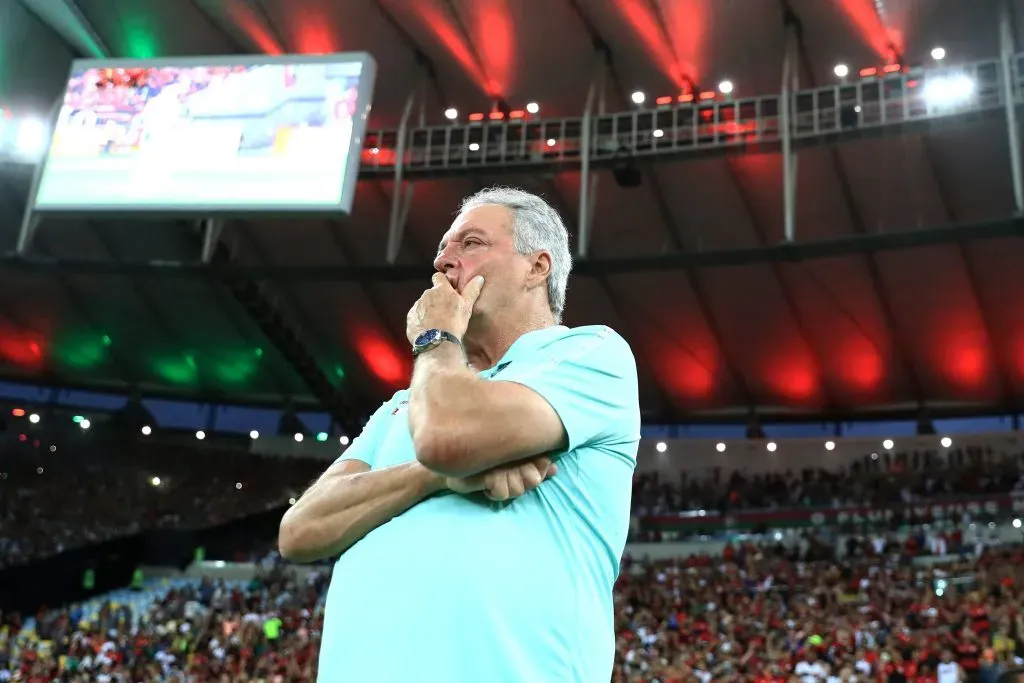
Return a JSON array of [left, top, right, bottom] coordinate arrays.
[[317, 325, 640, 683]]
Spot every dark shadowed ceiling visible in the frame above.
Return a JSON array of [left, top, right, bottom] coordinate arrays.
[[1, 0, 1023, 424]]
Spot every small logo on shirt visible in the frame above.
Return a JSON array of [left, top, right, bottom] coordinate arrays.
[[391, 400, 409, 415], [489, 362, 512, 378]]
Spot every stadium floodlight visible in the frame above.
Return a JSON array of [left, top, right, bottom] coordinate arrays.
[[766, 441, 777, 452], [833, 63, 849, 78], [718, 80, 734, 95], [931, 46, 946, 61], [294, 432, 304, 442], [923, 74, 975, 108], [250, 430, 259, 439], [150, 476, 161, 486], [526, 102, 539, 114], [195, 430, 205, 440], [652, 129, 664, 138], [940, 436, 952, 447], [631, 90, 645, 105], [340, 435, 350, 446], [14, 117, 48, 160], [235, 482, 243, 490], [655, 441, 667, 453], [882, 439, 894, 450], [79, 418, 91, 430], [468, 142, 480, 151], [546, 138, 556, 147], [28, 413, 40, 424], [715, 442, 726, 453], [140, 425, 151, 435], [444, 107, 458, 120], [825, 440, 835, 451]]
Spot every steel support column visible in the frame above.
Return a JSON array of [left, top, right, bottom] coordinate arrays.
[[16, 0, 109, 58], [17, 95, 66, 255], [578, 69, 603, 258], [200, 219, 224, 264], [386, 87, 420, 263], [1000, 0, 1024, 214], [780, 23, 799, 242]]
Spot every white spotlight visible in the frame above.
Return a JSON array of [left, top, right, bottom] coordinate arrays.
[[444, 107, 458, 120], [766, 441, 777, 452], [825, 440, 835, 451], [882, 439, 894, 450], [715, 442, 726, 453], [655, 441, 667, 453], [294, 433, 304, 442], [652, 129, 664, 138], [249, 430, 259, 439], [468, 142, 480, 152], [79, 419, 91, 430], [235, 482, 242, 490], [150, 476, 161, 486], [1015, 518, 1022, 529], [288, 497, 297, 505], [546, 138, 556, 147], [923, 74, 975, 107], [140, 425, 151, 435], [718, 80, 734, 95], [28, 414, 40, 424], [526, 102, 539, 114], [931, 46, 946, 61], [15, 118, 48, 159], [195, 430, 205, 440], [631, 90, 645, 105], [833, 63, 849, 78], [340, 435, 350, 446], [940, 436, 952, 448]]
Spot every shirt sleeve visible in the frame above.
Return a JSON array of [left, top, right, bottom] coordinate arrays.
[[333, 394, 399, 469], [493, 326, 640, 453]]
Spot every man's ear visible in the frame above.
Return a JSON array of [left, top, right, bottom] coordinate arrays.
[[527, 251, 552, 290]]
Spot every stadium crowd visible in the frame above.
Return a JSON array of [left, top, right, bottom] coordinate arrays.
[[3, 437, 1024, 568], [4, 436, 1024, 681], [0, 444, 321, 570], [2, 537, 1024, 681]]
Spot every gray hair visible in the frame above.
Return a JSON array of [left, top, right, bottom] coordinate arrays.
[[459, 187, 573, 323]]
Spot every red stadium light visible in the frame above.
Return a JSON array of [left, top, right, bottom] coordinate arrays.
[[18, 434, 26, 442], [655, 96, 673, 106], [882, 63, 902, 73], [859, 67, 878, 77], [468, 112, 485, 122], [488, 111, 504, 120], [698, 91, 717, 100], [677, 94, 694, 104], [11, 408, 24, 417], [508, 109, 526, 119], [907, 79, 919, 89]]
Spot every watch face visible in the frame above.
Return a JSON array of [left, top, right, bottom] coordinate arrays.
[[414, 329, 441, 348]]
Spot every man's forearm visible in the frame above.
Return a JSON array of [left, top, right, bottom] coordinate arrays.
[[278, 461, 445, 563]]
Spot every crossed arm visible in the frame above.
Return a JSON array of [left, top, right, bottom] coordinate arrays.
[[277, 343, 566, 563]]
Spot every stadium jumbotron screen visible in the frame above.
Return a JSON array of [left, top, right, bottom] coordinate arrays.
[[31, 53, 376, 215]]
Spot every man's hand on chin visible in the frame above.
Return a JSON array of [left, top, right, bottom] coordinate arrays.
[[446, 456, 558, 502]]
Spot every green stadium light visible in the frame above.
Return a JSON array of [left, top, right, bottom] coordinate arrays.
[[316, 432, 328, 442], [72, 415, 83, 423]]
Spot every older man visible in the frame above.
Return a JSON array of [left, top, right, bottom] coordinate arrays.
[[279, 187, 640, 683]]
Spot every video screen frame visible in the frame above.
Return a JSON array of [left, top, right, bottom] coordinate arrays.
[[29, 52, 377, 217]]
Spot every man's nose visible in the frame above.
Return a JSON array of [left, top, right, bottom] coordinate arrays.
[[433, 248, 457, 273]]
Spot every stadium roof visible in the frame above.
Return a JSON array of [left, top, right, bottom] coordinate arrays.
[[1, 0, 1024, 426]]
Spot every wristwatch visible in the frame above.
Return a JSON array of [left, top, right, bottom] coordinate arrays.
[[412, 329, 461, 356]]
